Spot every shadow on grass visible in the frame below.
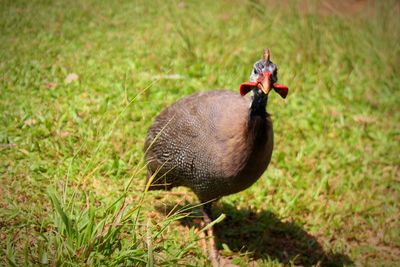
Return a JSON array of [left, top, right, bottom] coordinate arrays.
[[156, 202, 353, 266]]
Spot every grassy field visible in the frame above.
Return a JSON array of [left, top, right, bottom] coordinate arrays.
[[1, 0, 399, 266]]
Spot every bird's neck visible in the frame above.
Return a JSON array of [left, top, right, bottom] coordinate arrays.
[[249, 91, 268, 118]]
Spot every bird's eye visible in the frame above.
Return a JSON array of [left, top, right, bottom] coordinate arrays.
[[253, 69, 258, 74]]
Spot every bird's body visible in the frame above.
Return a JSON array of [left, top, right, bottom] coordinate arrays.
[[144, 90, 273, 202], [143, 49, 288, 265]]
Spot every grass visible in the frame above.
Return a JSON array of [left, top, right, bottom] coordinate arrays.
[[0, 0, 399, 265]]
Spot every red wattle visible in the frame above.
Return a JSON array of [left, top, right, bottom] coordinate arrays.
[[273, 83, 289, 99], [239, 82, 258, 96]]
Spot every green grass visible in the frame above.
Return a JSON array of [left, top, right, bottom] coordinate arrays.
[[1, 0, 399, 266]]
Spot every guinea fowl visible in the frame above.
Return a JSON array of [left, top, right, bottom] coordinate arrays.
[[144, 48, 288, 264]]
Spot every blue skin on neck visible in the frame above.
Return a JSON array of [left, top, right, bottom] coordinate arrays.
[[250, 88, 268, 117]]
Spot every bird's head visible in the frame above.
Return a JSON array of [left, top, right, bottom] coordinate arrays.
[[240, 48, 288, 99]]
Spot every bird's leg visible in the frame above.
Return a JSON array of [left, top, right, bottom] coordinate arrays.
[[203, 202, 220, 266], [195, 219, 207, 256]]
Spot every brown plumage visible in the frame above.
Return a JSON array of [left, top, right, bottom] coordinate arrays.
[[144, 90, 273, 202], [143, 49, 288, 265]]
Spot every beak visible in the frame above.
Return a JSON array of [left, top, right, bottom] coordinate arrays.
[[239, 71, 289, 98], [257, 72, 272, 95]]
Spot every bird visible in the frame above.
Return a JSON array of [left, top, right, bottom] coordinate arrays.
[[144, 48, 288, 265]]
